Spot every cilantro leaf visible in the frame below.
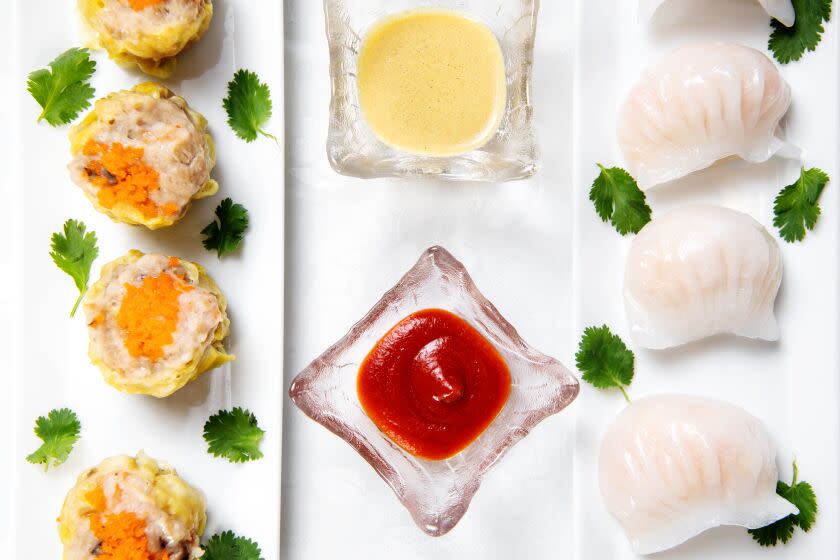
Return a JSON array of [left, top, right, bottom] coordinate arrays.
[[27, 47, 96, 126], [203, 530, 264, 560], [201, 198, 250, 258], [773, 167, 830, 242], [749, 461, 818, 546], [769, 0, 833, 63], [223, 69, 276, 142], [50, 220, 99, 316], [590, 164, 652, 235], [203, 407, 265, 463], [575, 325, 634, 402], [749, 514, 797, 546], [25, 408, 81, 470]]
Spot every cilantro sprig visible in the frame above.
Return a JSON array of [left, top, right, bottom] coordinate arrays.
[[223, 69, 276, 143], [575, 325, 635, 402], [203, 407, 265, 463], [769, 0, 833, 64], [773, 167, 830, 242], [590, 165, 652, 236], [201, 198, 250, 258], [203, 531, 264, 560], [50, 220, 99, 317], [26, 408, 81, 471], [749, 461, 818, 546], [27, 47, 96, 126]]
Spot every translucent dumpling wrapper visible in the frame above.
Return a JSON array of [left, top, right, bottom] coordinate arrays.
[[625, 205, 782, 349], [69, 83, 218, 230], [639, 0, 795, 27], [599, 394, 797, 555], [83, 250, 233, 397], [78, 0, 213, 78], [618, 42, 795, 189], [58, 452, 206, 560]]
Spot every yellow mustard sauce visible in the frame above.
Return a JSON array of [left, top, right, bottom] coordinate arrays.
[[357, 9, 507, 157]]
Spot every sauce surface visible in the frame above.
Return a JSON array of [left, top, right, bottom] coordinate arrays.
[[356, 9, 507, 157], [357, 308, 511, 460]]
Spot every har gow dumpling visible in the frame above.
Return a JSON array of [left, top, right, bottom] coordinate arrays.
[[618, 42, 794, 189], [599, 394, 797, 555], [639, 0, 795, 27], [625, 205, 782, 349]]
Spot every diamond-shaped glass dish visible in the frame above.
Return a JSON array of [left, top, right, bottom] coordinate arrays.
[[289, 246, 579, 536], [323, 0, 540, 181]]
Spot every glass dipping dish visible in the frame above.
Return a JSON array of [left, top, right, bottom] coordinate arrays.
[[323, 0, 541, 182], [289, 247, 579, 536]]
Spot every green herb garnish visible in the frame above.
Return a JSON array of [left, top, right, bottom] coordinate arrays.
[[203, 407, 265, 463], [590, 165, 652, 236], [203, 530, 264, 560], [749, 461, 818, 546], [223, 69, 276, 142], [27, 47, 96, 126], [769, 0, 833, 64], [26, 408, 81, 470], [773, 167, 830, 242], [575, 325, 635, 402], [201, 198, 250, 258], [50, 219, 99, 316]]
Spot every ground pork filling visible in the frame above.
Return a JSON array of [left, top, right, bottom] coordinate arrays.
[[94, 0, 206, 42], [80, 472, 197, 560], [69, 92, 211, 221], [87, 255, 222, 380]]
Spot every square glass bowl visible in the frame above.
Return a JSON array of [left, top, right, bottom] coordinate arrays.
[[323, 0, 540, 181], [289, 247, 579, 535]]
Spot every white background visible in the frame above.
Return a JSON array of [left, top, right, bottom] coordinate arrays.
[[4, 0, 840, 559]]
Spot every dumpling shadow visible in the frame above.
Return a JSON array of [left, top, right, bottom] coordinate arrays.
[[143, 371, 216, 413], [167, 0, 229, 83], [124, 197, 219, 260], [645, 158, 785, 213], [655, 525, 754, 556], [643, 334, 780, 369]]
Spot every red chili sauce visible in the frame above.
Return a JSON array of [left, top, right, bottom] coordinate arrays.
[[357, 308, 511, 460]]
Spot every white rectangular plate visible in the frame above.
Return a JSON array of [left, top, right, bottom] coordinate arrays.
[[574, 0, 839, 558], [281, 1, 576, 558], [5, 1, 285, 557]]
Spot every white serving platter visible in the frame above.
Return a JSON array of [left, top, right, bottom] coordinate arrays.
[[281, 1, 576, 559], [574, 1, 840, 559], [5, 1, 285, 558]]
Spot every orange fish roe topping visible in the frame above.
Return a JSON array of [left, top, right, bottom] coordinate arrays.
[[85, 485, 170, 560], [90, 312, 106, 328], [128, 0, 166, 11], [162, 202, 181, 216], [85, 486, 108, 512], [117, 272, 194, 361], [83, 140, 161, 219], [89, 512, 170, 560], [168, 256, 181, 268]]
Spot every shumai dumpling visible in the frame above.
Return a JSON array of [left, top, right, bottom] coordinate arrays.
[[639, 0, 795, 27], [78, 0, 213, 78], [58, 452, 206, 560], [69, 83, 218, 230], [625, 205, 782, 349], [599, 394, 797, 555], [83, 250, 233, 397], [618, 42, 793, 189]]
